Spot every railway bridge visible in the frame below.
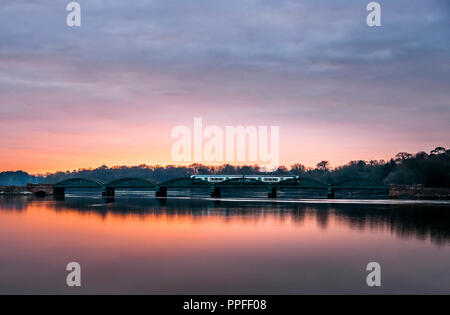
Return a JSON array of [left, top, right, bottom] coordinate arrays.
[[50, 176, 388, 199]]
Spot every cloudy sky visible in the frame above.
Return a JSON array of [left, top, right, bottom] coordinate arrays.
[[0, 0, 449, 173]]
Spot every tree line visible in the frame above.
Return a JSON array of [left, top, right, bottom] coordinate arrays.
[[0, 147, 449, 187]]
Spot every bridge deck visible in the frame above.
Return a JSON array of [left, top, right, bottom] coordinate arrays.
[[48, 176, 389, 199]]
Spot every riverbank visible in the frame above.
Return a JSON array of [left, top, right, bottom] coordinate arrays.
[[389, 185, 450, 200], [0, 184, 54, 196]]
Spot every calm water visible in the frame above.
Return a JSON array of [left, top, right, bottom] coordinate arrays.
[[1, 193, 450, 294]]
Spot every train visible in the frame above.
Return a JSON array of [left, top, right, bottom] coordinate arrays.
[[190, 174, 299, 183]]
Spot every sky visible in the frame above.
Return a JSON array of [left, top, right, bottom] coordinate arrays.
[[0, 0, 449, 174]]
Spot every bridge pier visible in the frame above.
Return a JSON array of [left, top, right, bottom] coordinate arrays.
[[211, 186, 221, 198], [156, 186, 167, 197], [105, 187, 115, 197], [53, 187, 65, 196], [327, 187, 335, 199], [268, 187, 277, 198]]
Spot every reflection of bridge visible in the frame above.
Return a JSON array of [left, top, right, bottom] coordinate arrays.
[[52, 177, 389, 199]]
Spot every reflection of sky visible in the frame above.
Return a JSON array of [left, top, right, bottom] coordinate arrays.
[[0, 1, 449, 173], [1, 199, 450, 293]]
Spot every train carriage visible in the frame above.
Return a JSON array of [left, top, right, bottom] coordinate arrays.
[[190, 175, 299, 183]]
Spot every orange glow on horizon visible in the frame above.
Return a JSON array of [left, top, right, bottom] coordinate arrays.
[[0, 116, 443, 174]]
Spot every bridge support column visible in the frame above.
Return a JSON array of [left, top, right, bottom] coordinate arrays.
[[211, 186, 221, 198], [268, 187, 277, 198], [53, 187, 65, 196], [156, 186, 167, 197], [105, 187, 115, 197], [327, 187, 335, 199]]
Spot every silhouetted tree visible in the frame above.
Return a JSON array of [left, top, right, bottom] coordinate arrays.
[[395, 152, 413, 162], [274, 166, 289, 175], [316, 161, 330, 171], [290, 163, 307, 174], [431, 147, 446, 155]]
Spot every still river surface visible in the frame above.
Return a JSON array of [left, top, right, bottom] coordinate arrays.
[[1, 191, 449, 294]]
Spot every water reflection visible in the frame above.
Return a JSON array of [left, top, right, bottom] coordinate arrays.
[[60, 198, 450, 246], [2, 196, 449, 246], [1, 195, 450, 294]]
